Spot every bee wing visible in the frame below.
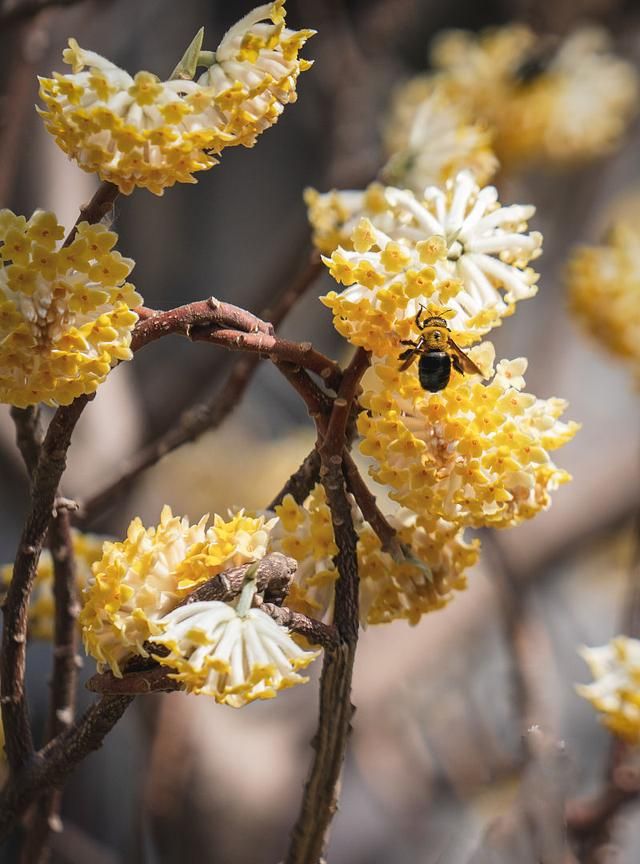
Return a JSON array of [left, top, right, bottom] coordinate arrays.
[[398, 349, 419, 372], [448, 338, 484, 376]]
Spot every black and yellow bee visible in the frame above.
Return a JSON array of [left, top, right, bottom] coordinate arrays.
[[398, 306, 483, 392]]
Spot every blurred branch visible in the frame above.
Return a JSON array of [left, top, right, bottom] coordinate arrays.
[[10, 407, 44, 478], [0, 0, 88, 27]]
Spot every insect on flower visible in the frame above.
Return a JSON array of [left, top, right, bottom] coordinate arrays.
[[398, 305, 483, 392]]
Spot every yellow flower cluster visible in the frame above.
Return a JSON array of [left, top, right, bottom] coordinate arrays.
[[315, 172, 541, 354], [0, 531, 104, 640], [38, 2, 314, 195], [0, 210, 140, 407], [567, 222, 640, 380], [150, 601, 319, 707], [421, 25, 638, 167], [80, 505, 277, 676], [270, 485, 478, 626], [577, 636, 640, 743], [383, 82, 498, 193], [358, 343, 578, 529]]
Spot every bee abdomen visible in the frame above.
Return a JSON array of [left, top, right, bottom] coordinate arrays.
[[418, 352, 451, 392]]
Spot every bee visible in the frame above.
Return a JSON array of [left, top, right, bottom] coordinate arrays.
[[398, 305, 483, 392]]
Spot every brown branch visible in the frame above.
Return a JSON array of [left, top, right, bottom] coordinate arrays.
[[1, 396, 89, 775], [256, 602, 338, 649], [10, 407, 44, 478], [342, 451, 400, 556], [268, 449, 322, 510], [62, 181, 119, 248], [0, 0, 88, 26], [80, 252, 324, 525], [179, 553, 297, 607], [0, 696, 133, 842]]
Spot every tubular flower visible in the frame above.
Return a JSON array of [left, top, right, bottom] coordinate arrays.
[[567, 223, 640, 379], [79, 505, 278, 676], [577, 637, 640, 743], [358, 342, 578, 528], [319, 172, 541, 355], [38, 2, 314, 195], [270, 485, 478, 626], [382, 83, 498, 193], [0, 531, 104, 640], [0, 210, 140, 407], [428, 25, 638, 166], [149, 601, 319, 706]]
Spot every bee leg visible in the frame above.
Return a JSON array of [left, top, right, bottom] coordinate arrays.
[[398, 347, 417, 362], [451, 354, 465, 375], [415, 305, 427, 330], [400, 339, 419, 348]]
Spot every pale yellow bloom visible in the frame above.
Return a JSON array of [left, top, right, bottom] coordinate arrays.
[[428, 25, 637, 166], [358, 342, 578, 529], [0, 210, 140, 407], [150, 601, 319, 706], [0, 531, 104, 640], [270, 484, 478, 626], [318, 172, 541, 355], [577, 636, 640, 743], [383, 82, 498, 193], [567, 222, 640, 379], [38, 2, 314, 195], [80, 506, 278, 676]]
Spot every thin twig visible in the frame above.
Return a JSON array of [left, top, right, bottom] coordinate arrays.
[[1, 396, 89, 776], [62, 181, 119, 247], [10, 407, 44, 478], [268, 449, 322, 510]]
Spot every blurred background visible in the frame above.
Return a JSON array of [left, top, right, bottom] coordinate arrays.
[[2, 0, 640, 861]]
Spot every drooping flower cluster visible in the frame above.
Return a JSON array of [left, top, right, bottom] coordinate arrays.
[[417, 25, 638, 167], [577, 636, 640, 742], [0, 530, 104, 640], [567, 222, 640, 381], [316, 172, 542, 354], [151, 601, 318, 706], [0, 210, 140, 407], [38, 2, 314, 194], [358, 344, 578, 529], [270, 485, 478, 626], [382, 82, 498, 193], [80, 505, 278, 676]]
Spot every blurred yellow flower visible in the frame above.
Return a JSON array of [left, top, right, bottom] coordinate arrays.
[[567, 222, 640, 379], [0, 531, 104, 640], [358, 342, 578, 528], [80, 505, 277, 676], [383, 82, 498, 193], [316, 172, 541, 355], [150, 601, 319, 706], [577, 636, 640, 743], [0, 210, 140, 407], [38, 2, 314, 195], [427, 25, 637, 166], [270, 484, 478, 626]]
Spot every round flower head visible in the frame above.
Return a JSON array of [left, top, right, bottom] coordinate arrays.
[[0, 531, 104, 640], [320, 172, 541, 356], [567, 222, 640, 381], [383, 82, 498, 193], [80, 505, 278, 675], [271, 485, 478, 626], [577, 637, 640, 743], [38, 2, 314, 195], [149, 601, 319, 707], [428, 25, 638, 166], [358, 342, 578, 529], [0, 210, 140, 407]]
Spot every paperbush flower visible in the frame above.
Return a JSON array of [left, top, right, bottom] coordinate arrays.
[[0, 531, 104, 640], [270, 485, 478, 626], [0, 210, 140, 407], [358, 342, 578, 528], [38, 1, 314, 194], [317, 172, 541, 355], [567, 223, 640, 379], [80, 505, 278, 675], [149, 601, 319, 706], [427, 25, 637, 166], [383, 83, 498, 193], [577, 637, 640, 742]]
